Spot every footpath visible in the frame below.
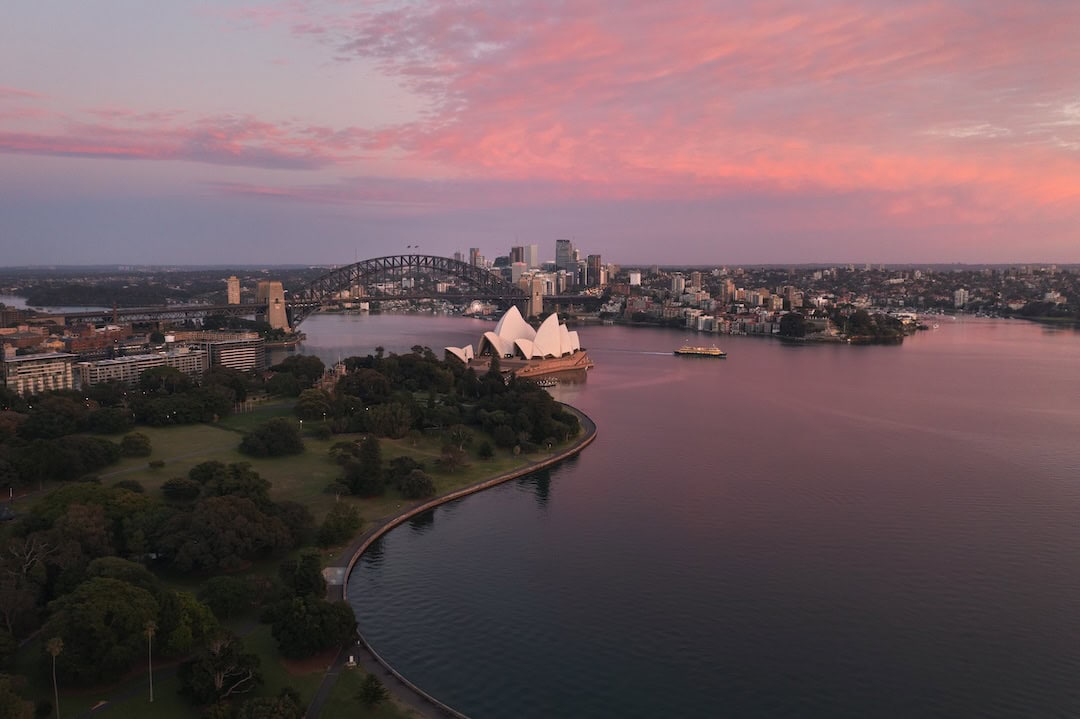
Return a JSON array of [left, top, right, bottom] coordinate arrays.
[[306, 406, 597, 719]]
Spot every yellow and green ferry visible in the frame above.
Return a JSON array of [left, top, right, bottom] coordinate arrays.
[[674, 345, 727, 358]]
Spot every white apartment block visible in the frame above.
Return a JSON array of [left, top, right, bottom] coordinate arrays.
[[1, 353, 77, 396], [76, 348, 208, 387]]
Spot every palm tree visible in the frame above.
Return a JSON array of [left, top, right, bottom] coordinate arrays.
[[46, 637, 62, 719], [145, 620, 157, 703]]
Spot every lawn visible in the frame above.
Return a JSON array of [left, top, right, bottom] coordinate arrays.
[[94, 402, 563, 526], [322, 666, 419, 719]]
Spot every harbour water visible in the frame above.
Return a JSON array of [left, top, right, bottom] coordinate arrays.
[[306, 313, 1080, 718]]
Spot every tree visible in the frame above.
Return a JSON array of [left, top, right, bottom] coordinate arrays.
[[145, 620, 156, 703], [237, 689, 304, 719], [198, 576, 254, 620], [203, 366, 249, 402], [436, 445, 468, 473], [344, 435, 382, 496], [271, 355, 325, 387], [335, 368, 391, 405], [268, 597, 355, 660], [266, 372, 301, 397], [162, 478, 201, 502], [43, 578, 159, 686], [446, 424, 473, 451], [239, 418, 304, 457], [46, 638, 61, 719], [0, 674, 32, 719], [477, 440, 495, 460], [119, 432, 152, 457], [278, 551, 325, 598], [399, 469, 436, 500], [138, 366, 191, 395], [316, 503, 361, 548], [357, 674, 388, 708], [367, 402, 412, 439], [294, 389, 332, 421], [778, 312, 807, 338], [178, 633, 261, 706], [162, 496, 292, 573]]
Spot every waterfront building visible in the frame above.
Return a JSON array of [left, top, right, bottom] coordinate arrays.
[[1, 352, 76, 396], [954, 288, 970, 308], [175, 332, 267, 372], [76, 347, 208, 387], [444, 306, 592, 378]]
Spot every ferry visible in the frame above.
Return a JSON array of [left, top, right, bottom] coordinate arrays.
[[674, 345, 727, 358]]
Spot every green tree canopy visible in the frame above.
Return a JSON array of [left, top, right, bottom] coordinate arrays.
[[43, 578, 160, 686]]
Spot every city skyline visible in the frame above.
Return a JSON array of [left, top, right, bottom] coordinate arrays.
[[2, 1, 1079, 265]]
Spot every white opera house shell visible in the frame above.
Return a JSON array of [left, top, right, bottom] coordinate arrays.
[[445, 306, 584, 364]]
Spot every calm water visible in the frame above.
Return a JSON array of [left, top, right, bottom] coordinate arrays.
[[305, 314, 1080, 718]]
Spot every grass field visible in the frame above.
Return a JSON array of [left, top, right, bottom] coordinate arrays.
[[95, 401, 563, 527], [322, 667, 419, 718]]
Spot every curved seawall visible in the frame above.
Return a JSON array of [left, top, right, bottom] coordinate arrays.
[[339, 404, 597, 718]]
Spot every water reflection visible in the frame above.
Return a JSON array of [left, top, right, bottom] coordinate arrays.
[[518, 468, 552, 507], [408, 509, 436, 533]]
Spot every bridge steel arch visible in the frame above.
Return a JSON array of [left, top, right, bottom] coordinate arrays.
[[290, 254, 527, 325]]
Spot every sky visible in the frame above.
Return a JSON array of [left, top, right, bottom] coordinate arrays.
[[1, 0, 1079, 266]]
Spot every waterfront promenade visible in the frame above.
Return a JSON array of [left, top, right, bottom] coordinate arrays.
[[306, 405, 598, 719]]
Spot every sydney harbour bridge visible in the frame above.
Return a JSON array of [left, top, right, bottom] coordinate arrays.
[[42, 254, 598, 327]]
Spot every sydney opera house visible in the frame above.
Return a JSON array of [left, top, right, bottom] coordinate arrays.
[[445, 306, 593, 378]]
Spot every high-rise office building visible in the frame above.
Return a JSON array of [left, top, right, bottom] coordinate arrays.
[[227, 275, 241, 305], [510, 246, 525, 265], [690, 271, 702, 289], [469, 248, 481, 267], [555, 239, 573, 272], [526, 244, 539, 269], [587, 255, 603, 287]]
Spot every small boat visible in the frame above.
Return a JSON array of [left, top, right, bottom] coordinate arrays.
[[674, 346, 727, 358], [534, 377, 559, 387]]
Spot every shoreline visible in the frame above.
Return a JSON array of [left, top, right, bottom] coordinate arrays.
[[316, 403, 597, 719]]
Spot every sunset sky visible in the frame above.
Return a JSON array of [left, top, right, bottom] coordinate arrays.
[[2, 1, 1079, 265]]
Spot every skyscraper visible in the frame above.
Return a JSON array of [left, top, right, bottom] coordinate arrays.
[[555, 239, 573, 272], [510, 246, 525, 265], [226, 276, 240, 305], [526, 244, 539, 269], [587, 255, 603, 287], [469, 248, 481, 267]]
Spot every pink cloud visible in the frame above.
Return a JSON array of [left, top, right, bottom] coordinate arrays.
[[0, 111, 380, 170], [0, 86, 44, 101], [243, 0, 1080, 214]]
